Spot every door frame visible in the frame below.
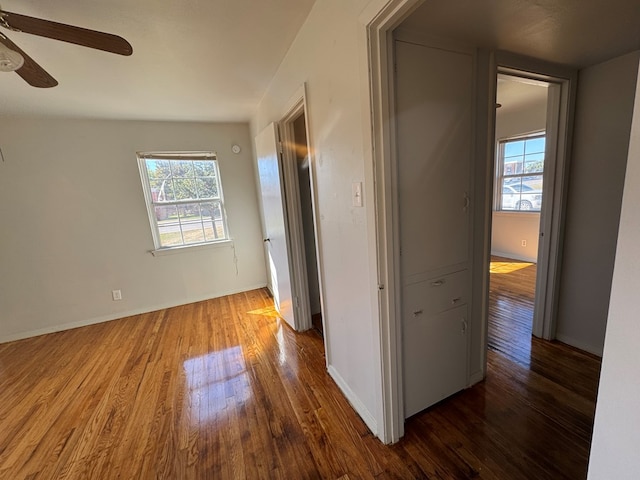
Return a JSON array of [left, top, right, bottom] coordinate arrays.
[[492, 54, 577, 340], [362, 0, 577, 444], [278, 84, 327, 336], [363, 0, 424, 444]]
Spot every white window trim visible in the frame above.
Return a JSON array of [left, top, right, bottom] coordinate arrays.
[[495, 131, 545, 212], [150, 239, 233, 257], [137, 151, 230, 252]]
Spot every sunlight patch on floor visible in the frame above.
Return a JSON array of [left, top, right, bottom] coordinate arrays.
[[490, 261, 534, 274], [247, 306, 281, 318]]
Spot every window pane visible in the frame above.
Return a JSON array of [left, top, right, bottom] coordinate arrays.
[[176, 203, 205, 244], [146, 160, 175, 201], [139, 154, 228, 249], [202, 201, 225, 240], [173, 178, 198, 200], [196, 177, 219, 199], [154, 204, 177, 222], [525, 137, 545, 154], [194, 160, 216, 177], [503, 156, 523, 175], [524, 152, 544, 173], [522, 175, 543, 191], [150, 178, 175, 202], [497, 135, 545, 212], [176, 203, 198, 220], [501, 181, 517, 211], [504, 140, 524, 157], [181, 223, 206, 244], [145, 159, 172, 178], [501, 176, 543, 211], [158, 204, 178, 221], [158, 213, 183, 246], [503, 177, 522, 188], [171, 160, 194, 178], [159, 230, 184, 247]]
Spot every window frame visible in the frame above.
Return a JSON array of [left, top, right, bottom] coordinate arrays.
[[137, 151, 230, 252], [495, 132, 546, 213]]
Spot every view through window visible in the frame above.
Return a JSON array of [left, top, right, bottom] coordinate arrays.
[[138, 152, 228, 249], [496, 134, 545, 211]]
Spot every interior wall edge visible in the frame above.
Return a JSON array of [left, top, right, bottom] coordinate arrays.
[[327, 364, 378, 436]]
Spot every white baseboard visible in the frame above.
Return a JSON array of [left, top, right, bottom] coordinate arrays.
[[327, 364, 378, 436], [555, 333, 604, 357], [491, 250, 537, 263], [0, 283, 267, 344], [469, 370, 485, 386]]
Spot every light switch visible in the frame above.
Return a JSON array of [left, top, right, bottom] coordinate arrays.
[[352, 182, 363, 207]]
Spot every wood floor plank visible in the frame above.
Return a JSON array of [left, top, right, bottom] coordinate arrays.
[[0, 278, 600, 479]]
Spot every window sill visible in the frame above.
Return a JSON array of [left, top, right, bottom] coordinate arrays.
[[150, 240, 233, 257], [493, 210, 541, 216]]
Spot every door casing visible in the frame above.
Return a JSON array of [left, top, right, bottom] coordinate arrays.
[[278, 84, 326, 338], [363, 0, 576, 444]]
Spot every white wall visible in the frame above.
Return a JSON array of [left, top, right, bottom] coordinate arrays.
[[556, 51, 640, 356], [588, 58, 640, 480], [0, 117, 266, 342], [491, 84, 546, 262], [251, 0, 382, 433], [491, 213, 540, 261]]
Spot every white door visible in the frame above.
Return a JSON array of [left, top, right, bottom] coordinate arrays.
[[255, 123, 295, 329], [395, 39, 473, 417]]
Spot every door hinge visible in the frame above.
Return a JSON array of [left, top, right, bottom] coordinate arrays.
[[278, 141, 284, 154]]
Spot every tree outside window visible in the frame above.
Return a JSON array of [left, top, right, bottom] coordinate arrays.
[[138, 152, 229, 249]]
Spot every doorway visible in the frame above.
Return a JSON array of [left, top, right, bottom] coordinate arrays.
[[255, 92, 324, 337], [489, 73, 549, 362], [290, 113, 323, 335], [277, 91, 325, 338]]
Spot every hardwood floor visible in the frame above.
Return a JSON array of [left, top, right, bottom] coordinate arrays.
[[488, 256, 601, 400], [0, 281, 601, 479]]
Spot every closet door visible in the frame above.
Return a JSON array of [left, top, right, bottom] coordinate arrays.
[[395, 39, 473, 417]]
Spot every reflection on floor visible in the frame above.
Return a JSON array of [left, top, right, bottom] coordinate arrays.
[[489, 256, 537, 366], [0, 286, 603, 478], [488, 255, 601, 398]]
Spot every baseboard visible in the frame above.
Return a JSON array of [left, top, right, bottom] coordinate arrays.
[[0, 283, 267, 344], [555, 334, 604, 357], [491, 250, 537, 263], [327, 364, 378, 436], [469, 370, 485, 386]]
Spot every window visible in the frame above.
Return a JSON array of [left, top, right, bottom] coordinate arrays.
[[137, 152, 229, 250], [496, 133, 545, 211]]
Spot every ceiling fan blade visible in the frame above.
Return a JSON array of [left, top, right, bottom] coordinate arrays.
[[0, 10, 132, 56], [0, 33, 57, 87]]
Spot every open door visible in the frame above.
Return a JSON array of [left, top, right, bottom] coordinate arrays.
[[255, 123, 295, 329]]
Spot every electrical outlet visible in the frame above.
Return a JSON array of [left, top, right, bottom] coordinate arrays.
[[112, 289, 122, 301], [521, 240, 527, 247]]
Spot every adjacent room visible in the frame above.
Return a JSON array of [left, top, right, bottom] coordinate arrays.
[[2, 0, 640, 478]]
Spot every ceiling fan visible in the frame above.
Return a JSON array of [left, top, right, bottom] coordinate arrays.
[[0, 8, 132, 88]]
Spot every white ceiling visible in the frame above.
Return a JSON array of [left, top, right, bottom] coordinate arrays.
[[0, 0, 315, 121], [496, 74, 548, 116], [4, 1, 640, 122], [401, 0, 640, 69]]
